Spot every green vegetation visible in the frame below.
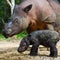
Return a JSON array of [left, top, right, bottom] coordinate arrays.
[[17, 31, 28, 38], [0, 0, 10, 32], [0, 0, 27, 40], [0, 34, 5, 39]]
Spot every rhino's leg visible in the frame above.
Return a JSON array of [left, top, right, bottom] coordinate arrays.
[[47, 24, 54, 30], [30, 42, 39, 56], [49, 43, 58, 57]]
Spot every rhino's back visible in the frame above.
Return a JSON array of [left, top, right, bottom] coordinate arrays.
[[48, 0, 60, 30], [20, 0, 60, 30]]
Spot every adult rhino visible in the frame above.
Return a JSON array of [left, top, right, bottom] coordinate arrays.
[[2, 0, 60, 37]]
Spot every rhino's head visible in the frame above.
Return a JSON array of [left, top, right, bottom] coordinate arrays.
[[2, 4, 33, 38]]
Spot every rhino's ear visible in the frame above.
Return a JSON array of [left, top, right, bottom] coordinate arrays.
[[23, 4, 32, 13]]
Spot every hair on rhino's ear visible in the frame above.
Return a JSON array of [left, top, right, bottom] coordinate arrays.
[[23, 4, 32, 13]]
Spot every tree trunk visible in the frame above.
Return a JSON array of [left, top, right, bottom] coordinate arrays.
[[11, 0, 15, 15], [6, 0, 15, 15]]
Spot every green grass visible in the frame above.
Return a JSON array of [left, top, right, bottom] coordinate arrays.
[[0, 34, 4, 38], [0, 34, 6, 40], [17, 31, 28, 38]]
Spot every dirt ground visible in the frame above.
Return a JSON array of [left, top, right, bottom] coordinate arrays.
[[0, 40, 60, 60], [0, 47, 60, 60]]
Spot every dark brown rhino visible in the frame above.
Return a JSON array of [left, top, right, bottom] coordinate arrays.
[[2, 0, 60, 37]]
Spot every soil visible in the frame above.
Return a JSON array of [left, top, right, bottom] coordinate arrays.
[[0, 40, 60, 60]]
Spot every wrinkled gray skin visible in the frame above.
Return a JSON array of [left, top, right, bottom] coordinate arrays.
[[2, 0, 60, 37]]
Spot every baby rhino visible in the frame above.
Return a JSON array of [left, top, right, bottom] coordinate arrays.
[[18, 30, 59, 57]]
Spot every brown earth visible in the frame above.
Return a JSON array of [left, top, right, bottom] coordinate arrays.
[[0, 39, 60, 60]]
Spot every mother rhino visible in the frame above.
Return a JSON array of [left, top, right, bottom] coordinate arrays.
[[3, 0, 60, 37]]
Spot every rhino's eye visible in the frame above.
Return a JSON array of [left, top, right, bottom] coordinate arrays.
[[23, 4, 32, 13], [14, 18, 18, 23], [23, 43, 26, 46]]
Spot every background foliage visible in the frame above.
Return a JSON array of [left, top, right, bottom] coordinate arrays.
[[0, 0, 10, 32]]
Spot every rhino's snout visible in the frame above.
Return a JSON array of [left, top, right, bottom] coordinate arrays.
[[2, 28, 12, 38], [17, 47, 24, 53], [2, 30, 9, 38]]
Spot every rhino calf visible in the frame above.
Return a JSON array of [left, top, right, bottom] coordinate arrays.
[[18, 30, 59, 57]]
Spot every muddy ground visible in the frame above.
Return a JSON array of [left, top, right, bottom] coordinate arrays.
[[0, 40, 60, 60], [0, 48, 60, 60]]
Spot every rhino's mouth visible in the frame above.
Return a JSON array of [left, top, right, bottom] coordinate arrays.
[[2, 29, 22, 38], [2, 31, 16, 38], [17, 47, 27, 53], [2, 32, 9, 38]]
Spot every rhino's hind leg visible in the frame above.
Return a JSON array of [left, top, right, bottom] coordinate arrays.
[[49, 42, 58, 57], [49, 46, 58, 57]]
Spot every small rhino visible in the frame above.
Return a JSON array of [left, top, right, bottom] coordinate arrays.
[[18, 30, 59, 57]]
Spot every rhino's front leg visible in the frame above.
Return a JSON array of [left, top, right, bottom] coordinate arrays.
[[47, 23, 54, 30], [30, 42, 39, 56]]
